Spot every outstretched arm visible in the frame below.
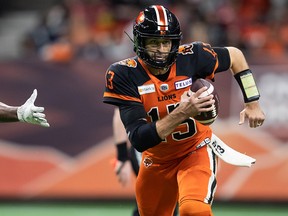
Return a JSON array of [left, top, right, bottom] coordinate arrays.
[[227, 47, 265, 128], [0, 102, 18, 122], [0, 89, 50, 127]]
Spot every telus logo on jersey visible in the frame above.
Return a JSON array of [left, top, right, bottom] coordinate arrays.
[[175, 78, 192, 90], [138, 84, 155, 95]]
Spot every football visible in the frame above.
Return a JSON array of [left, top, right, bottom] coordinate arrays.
[[190, 78, 219, 125]]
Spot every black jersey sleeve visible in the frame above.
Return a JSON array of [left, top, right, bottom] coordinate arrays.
[[103, 63, 141, 106], [212, 47, 231, 72], [193, 42, 219, 78], [191, 42, 231, 79]]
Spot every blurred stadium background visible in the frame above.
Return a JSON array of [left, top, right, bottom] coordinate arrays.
[[0, 0, 288, 215]]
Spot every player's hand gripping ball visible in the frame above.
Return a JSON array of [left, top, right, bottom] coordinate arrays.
[[190, 78, 219, 125]]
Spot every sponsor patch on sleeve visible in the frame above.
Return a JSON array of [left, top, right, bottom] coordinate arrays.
[[138, 84, 156, 95]]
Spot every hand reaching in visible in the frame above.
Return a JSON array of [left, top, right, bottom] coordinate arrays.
[[17, 89, 50, 127]]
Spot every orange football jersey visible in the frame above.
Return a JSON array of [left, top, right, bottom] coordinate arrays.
[[104, 42, 226, 162]]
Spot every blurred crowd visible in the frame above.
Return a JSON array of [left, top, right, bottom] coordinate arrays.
[[22, 0, 288, 63]]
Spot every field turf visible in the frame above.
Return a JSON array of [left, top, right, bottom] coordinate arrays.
[[0, 201, 287, 216]]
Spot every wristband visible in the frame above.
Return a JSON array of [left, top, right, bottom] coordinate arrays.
[[116, 142, 128, 162], [234, 69, 260, 103]]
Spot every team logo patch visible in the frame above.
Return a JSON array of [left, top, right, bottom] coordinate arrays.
[[136, 11, 145, 24], [118, 58, 137, 68], [143, 157, 153, 168], [138, 84, 155, 95], [179, 44, 194, 55], [160, 84, 169, 92], [175, 78, 192, 90]]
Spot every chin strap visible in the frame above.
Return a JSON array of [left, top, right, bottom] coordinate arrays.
[[209, 133, 256, 167]]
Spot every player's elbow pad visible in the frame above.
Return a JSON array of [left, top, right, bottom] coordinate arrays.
[[127, 121, 162, 152]]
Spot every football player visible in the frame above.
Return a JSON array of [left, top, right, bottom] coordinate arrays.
[[104, 5, 265, 216], [0, 89, 50, 127]]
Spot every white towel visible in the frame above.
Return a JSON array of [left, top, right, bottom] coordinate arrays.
[[209, 134, 256, 167]]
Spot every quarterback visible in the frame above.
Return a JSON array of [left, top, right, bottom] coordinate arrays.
[[103, 5, 265, 216]]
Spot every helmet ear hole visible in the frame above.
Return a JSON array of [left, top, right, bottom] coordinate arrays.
[[133, 5, 182, 69]]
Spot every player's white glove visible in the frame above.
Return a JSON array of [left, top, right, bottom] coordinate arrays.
[[17, 89, 50, 127]]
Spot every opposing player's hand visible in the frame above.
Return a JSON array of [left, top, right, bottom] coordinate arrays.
[[114, 159, 131, 187], [180, 87, 215, 118], [17, 89, 50, 127], [239, 101, 265, 128]]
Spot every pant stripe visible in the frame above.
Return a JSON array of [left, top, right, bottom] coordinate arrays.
[[205, 146, 217, 204]]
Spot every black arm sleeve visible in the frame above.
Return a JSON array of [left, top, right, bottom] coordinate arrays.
[[119, 104, 162, 152]]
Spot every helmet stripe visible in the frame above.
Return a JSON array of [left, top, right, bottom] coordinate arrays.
[[153, 5, 168, 31]]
